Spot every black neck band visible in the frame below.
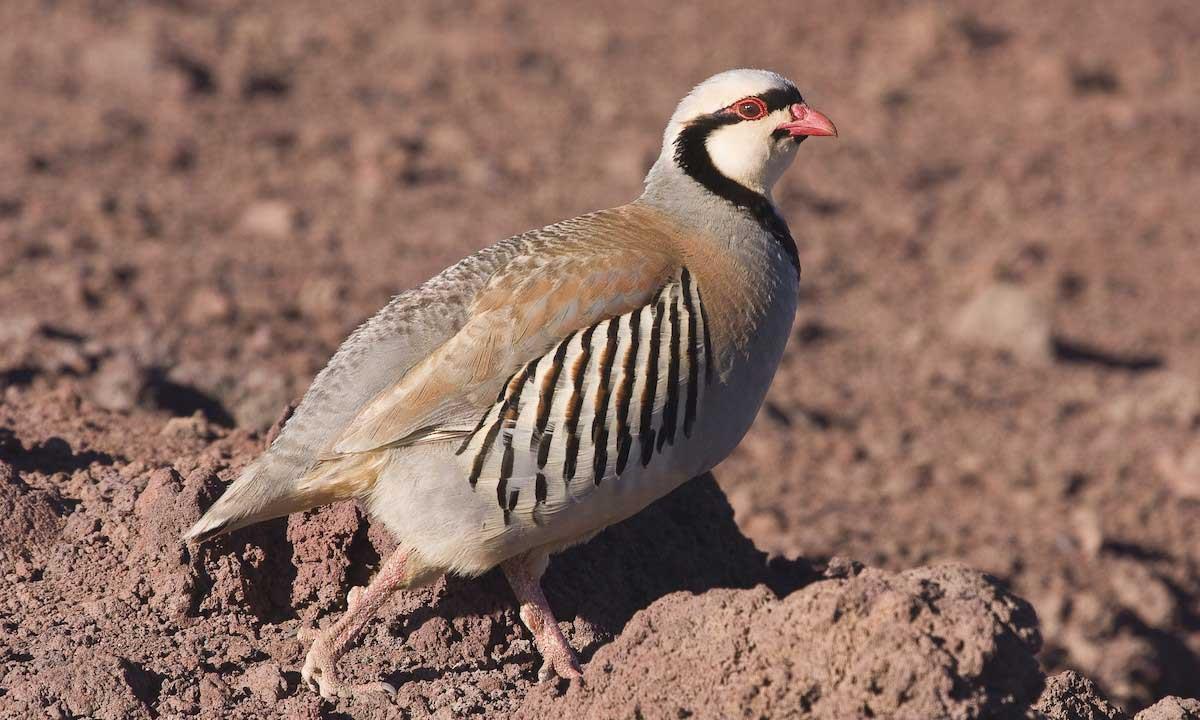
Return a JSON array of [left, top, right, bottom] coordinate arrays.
[[673, 118, 801, 277]]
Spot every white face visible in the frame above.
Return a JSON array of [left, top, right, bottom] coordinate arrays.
[[705, 109, 800, 197], [663, 69, 809, 197]]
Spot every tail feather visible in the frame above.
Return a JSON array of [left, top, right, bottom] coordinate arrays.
[[183, 515, 231, 544], [182, 457, 298, 543], [182, 452, 384, 543]]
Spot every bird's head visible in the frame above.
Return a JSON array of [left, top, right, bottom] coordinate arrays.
[[659, 69, 836, 200]]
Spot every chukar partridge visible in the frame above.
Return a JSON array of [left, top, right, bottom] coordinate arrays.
[[185, 68, 836, 699]]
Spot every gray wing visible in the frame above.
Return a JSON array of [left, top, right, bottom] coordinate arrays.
[[261, 236, 530, 484], [185, 233, 536, 542]]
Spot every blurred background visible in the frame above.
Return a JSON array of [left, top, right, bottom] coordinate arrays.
[[1, 0, 1197, 711]]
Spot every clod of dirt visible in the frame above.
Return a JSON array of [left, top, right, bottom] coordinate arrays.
[[288, 501, 374, 621], [1134, 697, 1200, 720], [126, 462, 293, 621], [239, 661, 288, 702], [238, 200, 296, 239], [184, 286, 236, 325], [90, 352, 151, 413], [160, 412, 219, 441], [0, 460, 65, 561], [952, 283, 1052, 364], [127, 466, 223, 617], [517, 564, 1043, 719], [1036, 671, 1129, 720]]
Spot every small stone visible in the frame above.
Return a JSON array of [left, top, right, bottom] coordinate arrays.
[[81, 35, 158, 94], [238, 200, 295, 239], [952, 283, 1052, 365], [185, 287, 235, 324], [1106, 374, 1200, 427], [90, 353, 149, 412], [1072, 507, 1105, 558], [160, 412, 217, 441], [297, 277, 343, 319], [0, 314, 40, 344], [1155, 446, 1200, 500], [241, 662, 287, 702]]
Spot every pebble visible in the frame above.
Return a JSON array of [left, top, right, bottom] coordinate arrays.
[[952, 283, 1052, 365]]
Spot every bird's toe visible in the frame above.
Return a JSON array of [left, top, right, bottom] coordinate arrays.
[[301, 638, 396, 700], [556, 655, 584, 681], [353, 680, 397, 698], [536, 653, 583, 683], [301, 641, 337, 698]]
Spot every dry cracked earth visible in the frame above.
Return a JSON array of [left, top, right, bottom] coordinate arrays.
[[1, 1, 1199, 718]]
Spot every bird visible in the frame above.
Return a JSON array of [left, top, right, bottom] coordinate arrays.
[[183, 68, 836, 699]]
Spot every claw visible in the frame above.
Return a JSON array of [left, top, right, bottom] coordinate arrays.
[[355, 681, 397, 698], [301, 637, 396, 701], [536, 652, 583, 683], [554, 653, 583, 681]]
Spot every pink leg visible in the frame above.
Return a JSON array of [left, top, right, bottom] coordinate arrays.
[[300, 546, 437, 699], [502, 552, 583, 682]]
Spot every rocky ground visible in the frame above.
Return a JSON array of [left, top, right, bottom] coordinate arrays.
[[1, 0, 1198, 718]]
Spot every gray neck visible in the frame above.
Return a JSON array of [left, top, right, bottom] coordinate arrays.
[[638, 155, 760, 236], [638, 154, 798, 278]]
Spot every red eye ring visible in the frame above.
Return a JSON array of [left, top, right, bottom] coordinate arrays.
[[732, 97, 768, 121]]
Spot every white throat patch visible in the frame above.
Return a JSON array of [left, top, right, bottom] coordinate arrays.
[[704, 113, 799, 196]]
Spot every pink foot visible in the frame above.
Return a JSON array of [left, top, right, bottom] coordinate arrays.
[[295, 548, 431, 700], [503, 552, 584, 684], [300, 634, 396, 700]]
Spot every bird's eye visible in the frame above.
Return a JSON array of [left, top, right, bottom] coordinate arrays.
[[733, 97, 768, 121]]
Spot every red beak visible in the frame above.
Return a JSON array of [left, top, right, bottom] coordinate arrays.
[[776, 103, 838, 137]]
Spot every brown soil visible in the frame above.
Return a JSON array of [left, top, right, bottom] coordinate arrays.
[[1, 1, 1198, 718]]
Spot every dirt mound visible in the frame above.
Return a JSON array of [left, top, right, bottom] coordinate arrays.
[[1033, 672, 1200, 720], [5, 390, 1188, 719], [518, 563, 1042, 719], [0, 460, 65, 564]]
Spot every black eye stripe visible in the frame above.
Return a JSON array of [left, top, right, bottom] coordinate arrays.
[[757, 86, 804, 113], [719, 86, 804, 120]]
